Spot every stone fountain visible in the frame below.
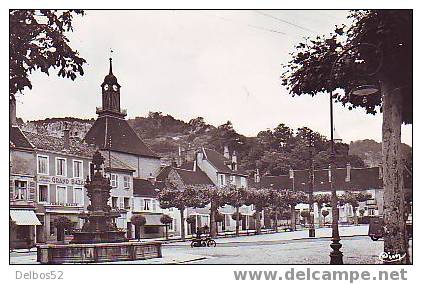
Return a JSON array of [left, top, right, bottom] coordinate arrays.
[[37, 151, 162, 264], [72, 150, 126, 243]]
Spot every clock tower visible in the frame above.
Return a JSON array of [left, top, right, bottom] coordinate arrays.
[[97, 58, 126, 118]]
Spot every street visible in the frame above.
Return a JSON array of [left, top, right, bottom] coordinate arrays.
[[11, 225, 401, 265]]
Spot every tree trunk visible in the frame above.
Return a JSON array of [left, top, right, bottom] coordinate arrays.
[[382, 80, 409, 264], [235, 206, 240, 236], [290, 206, 296, 231], [210, 206, 217, 238], [165, 225, 168, 240], [256, 209, 262, 234], [179, 208, 186, 241], [317, 206, 322, 227], [353, 207, 358, 225], [135, 225, 140, 240]]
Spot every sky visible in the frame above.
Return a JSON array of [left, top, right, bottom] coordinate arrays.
[[15, 10, 412, 145]]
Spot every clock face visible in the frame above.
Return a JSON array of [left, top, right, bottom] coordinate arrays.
[[113, 85, 118, 91], [104, 84, 109, 91]]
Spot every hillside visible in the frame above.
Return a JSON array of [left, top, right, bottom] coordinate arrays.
[[18, 112, 412, 177], [349, 139, 412, 167]]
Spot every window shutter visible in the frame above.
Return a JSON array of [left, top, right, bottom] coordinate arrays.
[[28, 181, 36, 201], [10, 180, 14, 200]]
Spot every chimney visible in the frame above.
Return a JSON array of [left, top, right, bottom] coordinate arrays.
[[231, 150, 238, 171], [148, 173, 156, 185], [63, 126, 70, 150], [193, 160, 197, 172], [254, 169, 260, 183], [346, 163, 351, 182], [223, 146, 230, 159], [10, 97, 17, 126]]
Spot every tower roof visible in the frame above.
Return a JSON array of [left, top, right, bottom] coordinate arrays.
[[84, 115, 160, 159]]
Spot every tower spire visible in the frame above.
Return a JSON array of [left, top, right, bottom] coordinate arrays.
[[109, 57, 113, 75]]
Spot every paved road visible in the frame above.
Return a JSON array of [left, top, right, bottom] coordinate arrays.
[[12, 225, 411, 264], [163, 236, 385, 264]]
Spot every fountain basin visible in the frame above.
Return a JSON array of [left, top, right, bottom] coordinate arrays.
[[37, 241, 162, 264]]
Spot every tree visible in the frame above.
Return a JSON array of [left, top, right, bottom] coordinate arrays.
[[282, 10, 413, 263], [284, 190, 308, 231], [300, 209, 311, 226], [186, 215, 197, 235], [9, 10, 86, 101], [226, 185, 248, 236], [214, 211, 224, 235], [321, 210, 329, 226], [282, 10, 411, 263], [130, 214, 146, 240], [160, 214, 173, 240], [53, 216, 73, 242], [314, 193, 331, 226], [246, 188, 271, 234], [158, 182, 207, 241], [268, 189, 289, 232], [202, 186, 229, 237]]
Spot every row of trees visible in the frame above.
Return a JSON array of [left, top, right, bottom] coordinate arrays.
[[157, 182, 373, 240]]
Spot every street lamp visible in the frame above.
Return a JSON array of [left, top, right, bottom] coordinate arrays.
[[328, 42, 382, 264], [308, 132, 315, 238]]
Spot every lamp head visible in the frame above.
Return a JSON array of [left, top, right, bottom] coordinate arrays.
[[351, 84, 380, 96]]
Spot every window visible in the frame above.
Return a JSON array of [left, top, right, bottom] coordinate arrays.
[[168, 219, 174, 231], [112, 197, 118, 208], [14, 180, 28, 200], [111, 174, 118, 188], [152, 200, 157, 211], [123, 176, 130, 189], [143, 199, 151, 211], [73, 160, 83, 178], [56, 158, 67, 176], [38, 184, 49, 203], [37, 155, 49, 175], [74, 187, 84, 206], [124, 198, 130, 209], [56, 186, 67, 204], [219, 175, 224, 186]]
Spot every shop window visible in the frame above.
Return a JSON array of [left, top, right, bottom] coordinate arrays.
[[16, 226, 30, 240]]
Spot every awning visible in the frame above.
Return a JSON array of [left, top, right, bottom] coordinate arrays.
[[144, 214, 166, 226], [10, 210, 41, 226]]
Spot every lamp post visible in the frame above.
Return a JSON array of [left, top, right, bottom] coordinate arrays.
[[328, 42, 382, 264], [308, 132, 315, 238]]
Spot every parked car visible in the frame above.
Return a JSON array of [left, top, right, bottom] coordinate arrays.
[[368, 215, 412, 241]]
